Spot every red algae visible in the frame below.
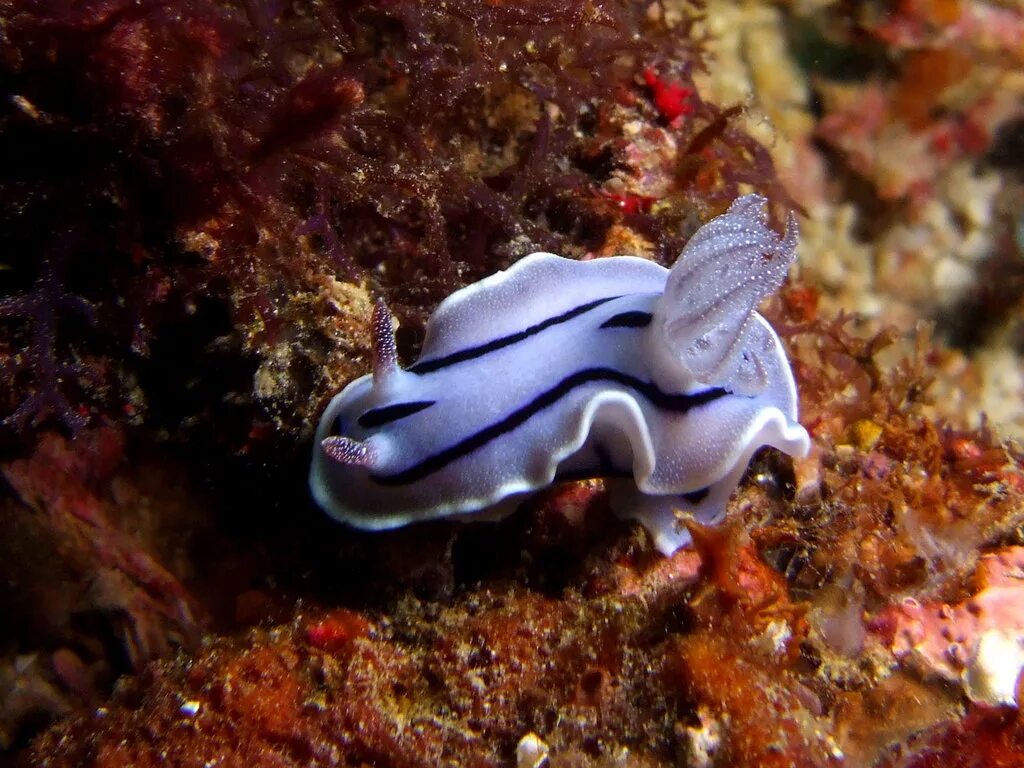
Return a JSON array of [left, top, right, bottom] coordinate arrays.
[[0, 427, 208, 667], [304, 610, 371, 655], [0, 426, 229, 751], [0, 0, 799, 442], [643, 67, 696, 124]]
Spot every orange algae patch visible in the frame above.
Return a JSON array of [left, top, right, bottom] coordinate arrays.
[[432, 592, 576, 725], [833, 675, 961, 766], [893, 48, 973, 130], [53, 640, 311, 768], [673, 633, 839, 768], [202, 645, 305, 740], [24, 590, 683, 766], [684, 520, 809, 662], [897, 0, 964, 27], [764, 293, 1024, 604], [666, 523, 833, 766], [921, 0, 964, 25], [26, 618, 455, 767]]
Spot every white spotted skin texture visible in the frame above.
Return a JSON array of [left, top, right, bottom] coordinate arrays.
[[310, 195, 810, 555]]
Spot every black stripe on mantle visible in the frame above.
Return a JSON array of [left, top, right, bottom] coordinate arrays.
[[358, 400, 436, 429], [408, 296, 620, 374], [370, 367, 729, 486], [599, 310, 653, 329]]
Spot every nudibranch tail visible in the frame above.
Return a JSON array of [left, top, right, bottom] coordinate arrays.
[[371, 299, 400, 382], [322, 436, 376, 468], [657, 193, 798, 396]]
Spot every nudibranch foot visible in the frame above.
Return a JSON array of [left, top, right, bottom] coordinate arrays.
[[610, 399, 810, 555], [310, 194, 810, 556], [609, 483, 726, 556]]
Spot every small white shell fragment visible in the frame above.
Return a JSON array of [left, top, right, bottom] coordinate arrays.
[[682, 706, 722, 768], [963, 629, 1024, 707], [516, 731, 550, 768], [179, 700, 201, 717], [753, 618, 792, 658]]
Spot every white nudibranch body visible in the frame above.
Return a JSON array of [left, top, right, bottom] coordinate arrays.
[[310, 194, 810, 555]]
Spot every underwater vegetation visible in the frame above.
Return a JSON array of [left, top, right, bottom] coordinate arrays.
[[0, 0, 778, 443], [2, 0, 1024, 765]]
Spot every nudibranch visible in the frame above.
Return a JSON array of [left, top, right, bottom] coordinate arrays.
[[310, 194, 810, 555]]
